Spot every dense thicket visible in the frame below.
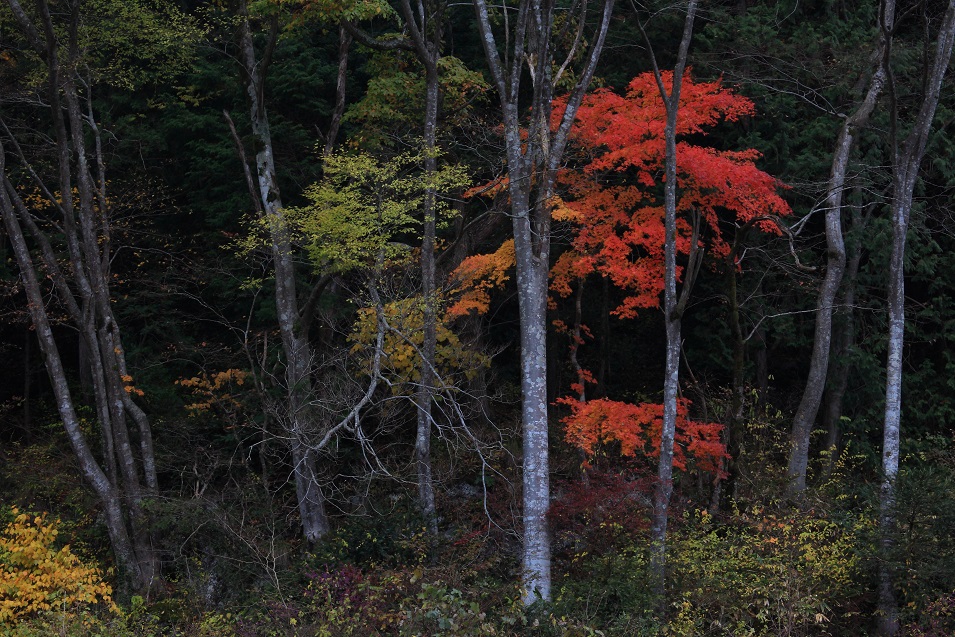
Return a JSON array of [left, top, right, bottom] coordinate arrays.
[[2, 0, 955, 635]]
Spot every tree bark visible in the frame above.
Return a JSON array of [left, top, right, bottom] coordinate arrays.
[[237, 5, 330, 542], [22, 329, 32, 442], [643, 0, 698, 607], [323, 25, 352, 157], [470, 0, 615, 603], [821, 200, 867, 477], [0, 158, 149, 592], [787, 12, 891, 496], [877, 3, 955, 633], [396, 0, 443, 536], [2, 0, 160, 590], [712, 234, 748, 511]]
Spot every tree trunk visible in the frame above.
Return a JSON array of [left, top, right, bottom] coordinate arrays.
[[821, 202, 866, 477], [470, 0, 615, 603], [712, 250, 746, 512], [397, 0, 443, 537], [238, 7, 330, 542], [647, 0, 698, 607], [414, 62, 438, 537], [2, 0, 160, 590], [877, 3, 955, 633], [0, 173, 150, 591], [787, 18, 890, 495], [22, 329, 32, 442], [597, 277, 610, 397], [323, 25, 351, 157]]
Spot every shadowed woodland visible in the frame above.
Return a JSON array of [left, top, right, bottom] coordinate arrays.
[[2, 0, 955, 634]]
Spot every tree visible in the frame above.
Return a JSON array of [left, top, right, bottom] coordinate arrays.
[[285, 149, 470, 506], [786, 0, 893, 496], [552, 71, 791, 316], [234, 0, 331, 541], [649, 1, 697, 603], [0, 0, 194, 591], [553, 62, 791, 600], [470, 0, 616, 603], [347, 0, 451, 536], [877, 1, 955, 633]]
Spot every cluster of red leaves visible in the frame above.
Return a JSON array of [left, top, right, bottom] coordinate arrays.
[[558, 396, 727, 475], [551, 70, 792, 318]]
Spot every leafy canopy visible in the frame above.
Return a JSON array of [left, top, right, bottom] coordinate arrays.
[[554, 72, 790, 470], [290, 151, 468, 273], [552, 70, 792, 318]]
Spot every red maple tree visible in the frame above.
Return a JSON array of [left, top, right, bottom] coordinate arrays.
[[551, 70, 791, 318], [553, 71, 791, 472], [558, 396, 725, 474], [446, 72, 789, 474]]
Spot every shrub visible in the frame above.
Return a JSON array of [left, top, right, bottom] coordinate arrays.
[[902, 593, 955, 637], [0, 507, 114, 623], [666, 507, 868, 637]]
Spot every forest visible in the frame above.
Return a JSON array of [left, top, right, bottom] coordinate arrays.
[[1, 0, 955, 634]]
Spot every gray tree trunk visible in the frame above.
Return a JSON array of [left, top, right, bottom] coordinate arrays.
[[397, 0, 443, 536], [322, 25, 351, 157], [238, 8, 330, 542], [821, 201, 867, 477], [471, 0, 615, 603], [878, 3, 955, 632], [787, 13, 891, 495], [643, 0, 698, 607], [2, 0, 160, 590]]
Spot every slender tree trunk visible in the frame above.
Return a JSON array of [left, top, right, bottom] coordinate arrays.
[[570, 279, 588, 402], [414, 60, 439, 537], [597, 277, 610, 397], [238, 8, 330, 541], [712, 251, 745, 512], [753, 283, 769, 412], [323, 25, 351, 157], [471, 0, 614, 603], [646, 0, 698, 606], [821, 203, 865, 477], [397, 0, 443, 536], [787, 18, 891, 495], [0, 174, 147, 591], [877, 4, 955, 633], [2, 0, 160, 590]]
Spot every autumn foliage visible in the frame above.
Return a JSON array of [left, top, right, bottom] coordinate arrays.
[[558, 397, 726, 474], [551, 71, 792, 318], [445, 239, 516, 318], [0, 508, 114, 622], [552, 72, 791, 472], [349, 296, 490, 388]]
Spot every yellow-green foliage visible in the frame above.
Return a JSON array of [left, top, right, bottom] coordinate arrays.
[[666, 508, 869, 637], [0, 508, 114, 623], [349, 296, 489, 390], [291, 151, 469, 273], [344, 53, 487, 150]]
